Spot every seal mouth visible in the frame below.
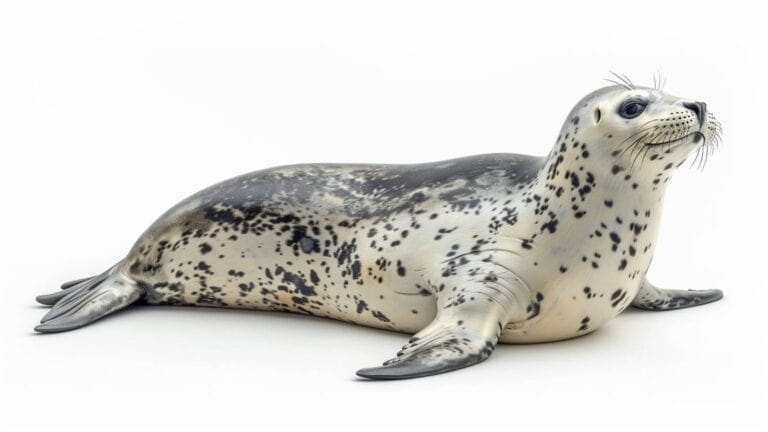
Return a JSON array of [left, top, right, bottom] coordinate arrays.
[[617, 121, 721, 172], [646, 129, 721, 170], [646, 131, 700, 147]]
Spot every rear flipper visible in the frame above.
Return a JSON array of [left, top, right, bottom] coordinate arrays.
[[60, 276, 95, 290], [34, 263, 144, 333], [631, 277, 723, 311], [35, 273, 106, 306]]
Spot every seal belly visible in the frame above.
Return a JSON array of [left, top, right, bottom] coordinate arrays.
[[499, 275, 642, 343]]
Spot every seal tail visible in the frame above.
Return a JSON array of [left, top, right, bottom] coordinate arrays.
[[34, 263, 144, 333]]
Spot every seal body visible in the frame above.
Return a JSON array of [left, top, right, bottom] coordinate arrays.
[[128, 155, 541, 336], [124, 154, 649, 343], [35, 83, 724, 379]]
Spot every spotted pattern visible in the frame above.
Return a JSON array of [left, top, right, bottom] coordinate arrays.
[[110, 85, 721, 348]]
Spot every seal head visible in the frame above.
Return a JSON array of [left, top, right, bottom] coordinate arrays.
[[569, 85, 720, 177]]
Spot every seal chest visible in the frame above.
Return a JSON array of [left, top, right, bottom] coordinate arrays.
[[35, 80, 724, 379]]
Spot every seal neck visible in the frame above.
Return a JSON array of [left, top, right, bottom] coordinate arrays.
[[533, 133, 673, 223]]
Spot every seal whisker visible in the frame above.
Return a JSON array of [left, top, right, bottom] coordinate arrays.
[[697, 140, 709, 171], [618, 138, 642, 167], [605, 78, 632, 91], [699, 137, 710, 170], [608, 71, 635, 90], [641, 145, 653, 169], [616, 125, 661, 163], [618, 121, 661, 145], [705, 140, 715, 169], [630, 131, 661, 171], [620, 73, 635, 89], [691, 144, 704, 169], [621, 134, 651, 171], [619, 130, 650, 153]]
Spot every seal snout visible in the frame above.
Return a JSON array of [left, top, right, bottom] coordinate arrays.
[[683, 101, 707, 128]]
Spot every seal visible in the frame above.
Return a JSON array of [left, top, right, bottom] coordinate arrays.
[[34, 78, 724, 380]]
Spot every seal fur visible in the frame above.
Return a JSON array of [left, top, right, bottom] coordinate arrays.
[[35, 83, 724, 380]]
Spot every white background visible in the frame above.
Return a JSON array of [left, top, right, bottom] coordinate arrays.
[[1, 1, 766, 431]]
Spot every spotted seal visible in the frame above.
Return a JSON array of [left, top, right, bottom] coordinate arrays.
[[34, 78, 724, 379]]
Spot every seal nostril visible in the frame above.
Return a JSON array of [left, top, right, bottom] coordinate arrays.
[[683, 102, 707, 128]]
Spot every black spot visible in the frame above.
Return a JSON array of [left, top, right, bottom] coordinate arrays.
[[396, 260, 406, 277], [371, 310, 391, 323], [351, 261, 362, 279], [541, 218, 558, 234], [570, 173, 580, 188], [356, 299, 368, 314], [309, 269, 320, 285], [578, 316, 590, 331], [336, 240, 357, 265], [611, 289, 627, 307], [282, 270, 317, 296]]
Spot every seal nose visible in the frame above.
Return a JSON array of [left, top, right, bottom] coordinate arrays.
[[683, 101, 707, 128]]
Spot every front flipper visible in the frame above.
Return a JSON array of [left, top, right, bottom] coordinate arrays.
[[631, 277, 723, 311], [356, 296, 516, 380]]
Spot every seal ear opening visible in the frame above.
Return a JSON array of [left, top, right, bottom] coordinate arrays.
[[593, 107, 602, 125]]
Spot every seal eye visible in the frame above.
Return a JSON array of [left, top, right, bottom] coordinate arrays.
[[618, 100, 647, 119]]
